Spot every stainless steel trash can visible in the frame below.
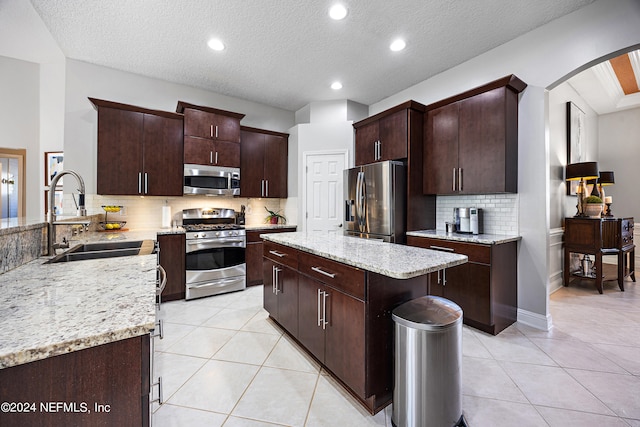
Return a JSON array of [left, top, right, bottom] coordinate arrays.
[[391, 295, 464, 427]]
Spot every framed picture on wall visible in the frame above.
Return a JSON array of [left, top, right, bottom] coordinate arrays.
[[45, 151, 64, 187], [566, 102, 586, 195]]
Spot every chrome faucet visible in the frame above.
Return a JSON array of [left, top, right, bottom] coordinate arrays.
[[48, 170, 88, 255]]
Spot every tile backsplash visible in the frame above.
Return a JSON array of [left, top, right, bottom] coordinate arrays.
[[63, 195, 285, 230], [435, 194, 519, 235]]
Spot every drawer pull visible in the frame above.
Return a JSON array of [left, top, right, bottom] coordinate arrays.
[[312, 266, 336, 278], [269, 250, 287, 258], [430, 245, 455, 252]]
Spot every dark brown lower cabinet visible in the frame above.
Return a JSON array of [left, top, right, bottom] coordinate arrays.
[[407, 236, 517, 335], [0, 335, 150, 427], [263, 241, 428, 414], [158, 233, 185, 301]]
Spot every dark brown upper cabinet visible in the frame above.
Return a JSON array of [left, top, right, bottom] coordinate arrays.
[[176, 101, 245, 167], [240, 126, 288, 198], [353, 101, 426, 166], [353, 100, 435, 232], [423, 75, 527, 195], [90, 98, 184, 196]]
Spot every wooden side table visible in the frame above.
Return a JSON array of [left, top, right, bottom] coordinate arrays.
[[563, 217, 635, 293]]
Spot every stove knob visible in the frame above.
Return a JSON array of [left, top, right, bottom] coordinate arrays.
[[216, 231, 221, 237]]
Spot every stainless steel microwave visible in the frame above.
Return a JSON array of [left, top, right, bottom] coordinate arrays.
[[184, 164, 240, 196]]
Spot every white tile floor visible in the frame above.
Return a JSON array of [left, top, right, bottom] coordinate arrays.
[[152, 274, 640, 427]]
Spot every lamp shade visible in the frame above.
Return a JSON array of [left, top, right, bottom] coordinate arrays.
[[598, 171, 615, 185], [566, 161, 599, 181]]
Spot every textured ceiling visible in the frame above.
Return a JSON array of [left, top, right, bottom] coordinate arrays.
[[29, 0, 596, 111]]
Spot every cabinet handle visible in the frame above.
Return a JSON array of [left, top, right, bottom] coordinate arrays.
[[138, 172, 142, 194], [437, 270, 441, 285], [322, 290, 329, 330], [151, 319, 164, 339], [261, 180, 265, 197], [443, 269, 447, 286], [458, 168, 463, 191], [144, 173, 148, 194], [312, 266, 336, 278], [378, 140, 382, 160], [452, 168, 456, 192], [157, 265, 167, 296], [210, 151, 213, 164], [265, 180, 269, 197], [274, 266, 282, 295], [215, 125, 219, 138], [430, 245, 455, 252], [272, 265, 276, 294], [210, 124, 214, 138], [317, 289, 329, 329], [151, 376, 163, 405], [269, 250, 286, 258], [215, 151, 218, 164], [317, 289, 322, 327]]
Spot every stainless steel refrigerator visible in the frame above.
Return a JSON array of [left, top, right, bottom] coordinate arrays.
[[344, 160, 406, 243]]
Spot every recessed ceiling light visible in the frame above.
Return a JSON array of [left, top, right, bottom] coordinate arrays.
[[207, 38, 225, 51], [331, 81, 343, 90], [390, 39, 406, 52], [329, 4, 348, 20]]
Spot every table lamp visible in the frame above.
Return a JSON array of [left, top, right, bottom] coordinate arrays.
[[566, 162, 599, 217], [598, 171, 615, 217]]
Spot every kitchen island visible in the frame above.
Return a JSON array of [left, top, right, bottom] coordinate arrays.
[[260, 232, 467, 414], [0, 229, 158, 427]]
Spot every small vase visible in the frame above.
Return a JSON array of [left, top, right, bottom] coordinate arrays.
[[269, 217, 278, 224], [584, 203, 603, 218]]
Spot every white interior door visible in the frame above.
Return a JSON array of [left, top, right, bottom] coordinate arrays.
[[304, 151, 347, 234]]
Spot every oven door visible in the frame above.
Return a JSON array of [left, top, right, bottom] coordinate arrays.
[[185, 237, 246, 299]]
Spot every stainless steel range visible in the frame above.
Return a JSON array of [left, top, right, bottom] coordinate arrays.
[[182, 208, 246, 300]]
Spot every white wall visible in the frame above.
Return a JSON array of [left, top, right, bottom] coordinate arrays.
[[290, 121, 354, 230], [0, 0, 67, 218], [369, 0, 640, 329], [0, 56, 41, 218], [598, 107, 640, 222], [548, 81, 599, 228]]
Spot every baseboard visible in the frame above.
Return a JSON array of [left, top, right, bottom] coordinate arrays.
[[549, 272, 564, 294], [517, 308, 552, 331]]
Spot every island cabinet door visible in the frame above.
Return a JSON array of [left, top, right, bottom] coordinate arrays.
[[297, 275, 327, 363], [263, 259, 299, 337], [263, 259, 278, 319], [323, 286, 366, 398]]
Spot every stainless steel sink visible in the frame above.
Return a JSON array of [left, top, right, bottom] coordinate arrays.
[[46, 240, 156, 264]]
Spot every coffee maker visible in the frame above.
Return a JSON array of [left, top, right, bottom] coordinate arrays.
[[470, 208, 483, 235], [453, 208, 471, 233]]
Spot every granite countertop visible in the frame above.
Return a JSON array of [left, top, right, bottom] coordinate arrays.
[[0, 217, 46, 236], [0, 235, 158, 369], [260, 231, 467, 279], [246, 224, 298, 231], [407, 229, 521, 245]]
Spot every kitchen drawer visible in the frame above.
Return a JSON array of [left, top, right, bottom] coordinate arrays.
[[298, 251, 365, 300], [263, 241, 299, 269], [407, 236, 491, 264]]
